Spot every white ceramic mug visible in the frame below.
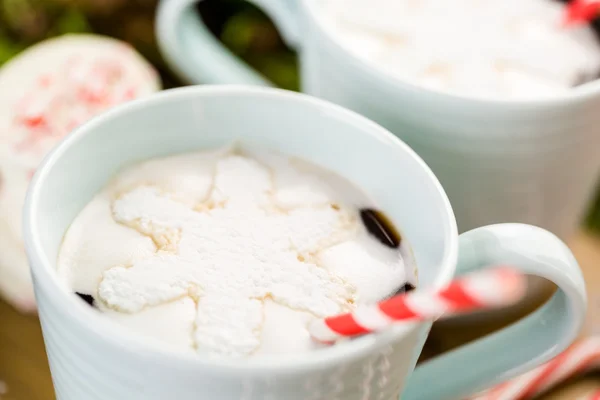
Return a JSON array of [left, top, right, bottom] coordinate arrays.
[[24, 86, 587, 400], [156, 0, 600, 243]]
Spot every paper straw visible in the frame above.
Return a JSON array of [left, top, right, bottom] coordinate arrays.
[[563, 0, 600, 26], [309, 267, 526, 343]]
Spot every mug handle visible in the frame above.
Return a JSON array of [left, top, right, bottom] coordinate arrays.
[[156, 0, 300, 85], [402, 223, 587, 400]]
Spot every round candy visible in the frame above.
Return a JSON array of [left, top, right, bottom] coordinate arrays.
[[0, 34, 161, 313]]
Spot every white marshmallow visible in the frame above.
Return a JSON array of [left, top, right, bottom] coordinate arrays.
[[58, 147, 413, 358]]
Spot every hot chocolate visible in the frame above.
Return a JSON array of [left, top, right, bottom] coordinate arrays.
[[57, 145, 417, 358]]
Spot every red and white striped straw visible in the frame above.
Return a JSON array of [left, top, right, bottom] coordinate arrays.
[[563, 0, 600, 26], [469, 336, 600, 400], [309, 267, 527, 343]]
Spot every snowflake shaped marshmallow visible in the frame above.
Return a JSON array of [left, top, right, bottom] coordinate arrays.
[[98, 154, 358, 357]]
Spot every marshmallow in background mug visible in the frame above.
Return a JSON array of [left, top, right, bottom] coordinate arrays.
[[0, 34, 161, 313]]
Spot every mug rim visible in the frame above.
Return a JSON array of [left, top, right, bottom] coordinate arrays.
[[24, 85, 458, 371], [301, 0, 600, 107]]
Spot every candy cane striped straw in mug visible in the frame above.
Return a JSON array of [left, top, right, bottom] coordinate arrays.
[[563, 0, 600, 26], [309, 267, 527, 343]]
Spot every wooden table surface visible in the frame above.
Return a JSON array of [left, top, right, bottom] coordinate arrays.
[[1, 231, 599, 400]]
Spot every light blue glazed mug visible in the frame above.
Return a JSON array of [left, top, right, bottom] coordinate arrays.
[[24, 86, 586, 400]]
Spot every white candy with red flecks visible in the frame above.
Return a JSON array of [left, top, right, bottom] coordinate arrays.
[[0, 34, 161, 313]]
